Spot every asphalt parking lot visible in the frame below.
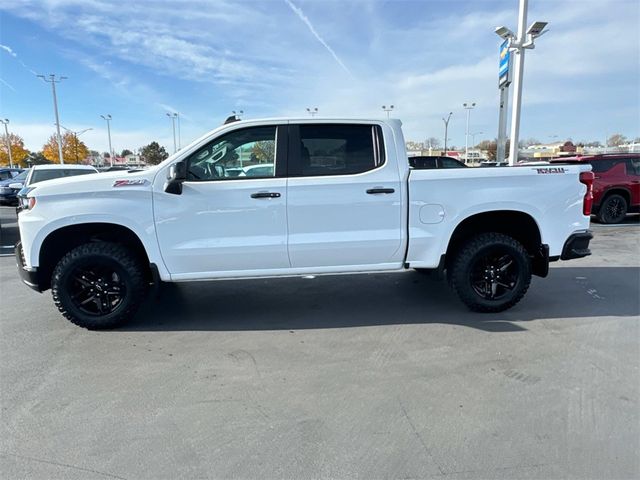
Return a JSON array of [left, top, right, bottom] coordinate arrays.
[[1, 206, 638, 479]]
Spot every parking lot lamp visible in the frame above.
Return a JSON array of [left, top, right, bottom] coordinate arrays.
[[442, 112, 452, 155], [37, 74, 67, 164], [496, 0, 548, 165], [382, 105, 394, 119], [60, 126, 92, 163], [0, 119, 13, 168], [100, 115, 114, 167], [463, 103, 476, 164], [306, 107, 318, 117], [166, 113, 178, 153]]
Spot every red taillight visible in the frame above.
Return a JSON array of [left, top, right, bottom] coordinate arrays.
[[579, 171, 594, 216]]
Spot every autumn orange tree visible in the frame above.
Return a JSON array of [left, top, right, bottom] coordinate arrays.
[[0, 133, 30, 167], [43, 132, 90, 164]]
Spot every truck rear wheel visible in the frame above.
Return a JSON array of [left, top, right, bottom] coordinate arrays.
[[51, 242, 146, 329], [449, 233, 531, 313]]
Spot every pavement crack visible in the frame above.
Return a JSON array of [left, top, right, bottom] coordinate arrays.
[[397, 398, 446, 475], [0, 451, 128, 480]]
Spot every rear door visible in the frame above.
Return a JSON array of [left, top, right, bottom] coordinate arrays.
[[286, 123, 404, 269]]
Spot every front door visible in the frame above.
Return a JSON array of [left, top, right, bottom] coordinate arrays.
[[154, 124, 290, 279]]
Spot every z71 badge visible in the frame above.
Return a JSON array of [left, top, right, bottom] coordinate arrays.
[[113, 179, 149, 187], [535, 167, 567, 174]]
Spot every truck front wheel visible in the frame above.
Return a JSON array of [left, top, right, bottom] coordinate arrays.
[[449, 233, 531, 313], [51, 242, 146, 329]]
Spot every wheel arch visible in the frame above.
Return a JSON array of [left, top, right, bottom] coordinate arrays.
[[37, 223, 152, 291], [598, 187, 631, 207], [444, 210, 545, 275]]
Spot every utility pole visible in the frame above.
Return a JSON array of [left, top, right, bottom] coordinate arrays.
[[38, 74, 67, 164], [306, 107, 318, 117], [0, 119, 13, 168], [166, 112, 178, 153], [495, 0, 548, 165], [382, 105, 394, 119], [463, 102, 476, 164], [442, 112, 452, 156], [471, 131, 484, 147], [100, 114, 114, 167]]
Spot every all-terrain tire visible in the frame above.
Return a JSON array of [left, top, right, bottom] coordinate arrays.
[[449, 232, 531, 313], [51, 242, 146, 329]]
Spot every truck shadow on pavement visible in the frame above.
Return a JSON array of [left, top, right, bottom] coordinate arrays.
[[126, 266, 640, 333]]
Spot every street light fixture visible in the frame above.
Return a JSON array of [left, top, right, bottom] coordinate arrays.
[[442, 112, 453, 155], [0, 119, 13, 168], [306, 107, 318, 117], [232, 110, 243, 120], [37, 74, 67, 164], [463, 102, 476, 164], [100, 114, 114, 167], [382, 105, 394, 119], [60, 125, 93, 163], [495, 0, 548, 164]]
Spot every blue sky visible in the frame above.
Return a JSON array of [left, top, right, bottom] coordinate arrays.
[[0, 0, 638, 154]]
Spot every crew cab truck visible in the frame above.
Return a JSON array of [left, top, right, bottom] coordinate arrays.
[[16, 118, 594, 329]]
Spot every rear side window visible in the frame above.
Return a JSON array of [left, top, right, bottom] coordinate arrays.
[[626, 158, 640, 175], [0, 171, 12, 180], [30, 169, 95, 184], [590, 159, 624, 173], [296, 124, 384, 176]]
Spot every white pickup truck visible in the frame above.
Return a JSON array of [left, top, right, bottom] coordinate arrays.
[[16, 118, 594, 329]]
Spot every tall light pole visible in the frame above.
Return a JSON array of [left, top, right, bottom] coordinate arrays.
[[463, 102, 476, 164], [166, 112, 178, 153], [306, 107, 318, 117], [442, 112, 452, 155], [471, 131, 484, 147], [382, 105, 394, 119], [100, 114, 114, 167], [38, 74, 67, 164], [60, 126, 92, 163], [0, 119, 13, 168], [495, 0, 548, 165]]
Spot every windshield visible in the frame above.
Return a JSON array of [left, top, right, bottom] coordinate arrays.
[[13, 170, 29, 181], [30, 168, 96, 185]]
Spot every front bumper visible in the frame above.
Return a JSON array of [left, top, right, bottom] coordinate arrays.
[[15, 241, 41, 292], [561, 230, 593, 260]]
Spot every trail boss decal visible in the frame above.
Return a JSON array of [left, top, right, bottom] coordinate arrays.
[[113, 179, 149, 187], [535, 167, 567, 174]]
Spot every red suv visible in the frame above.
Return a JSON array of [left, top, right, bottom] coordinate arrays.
[[551, 154, 640, 223]]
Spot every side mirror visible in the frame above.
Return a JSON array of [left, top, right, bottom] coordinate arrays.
[[8, 182, 23, 189], [165, 160, 187, 195]]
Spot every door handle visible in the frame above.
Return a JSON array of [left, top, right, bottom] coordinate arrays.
[[251, 192, 281, 199], [366, 188, 395, 194]]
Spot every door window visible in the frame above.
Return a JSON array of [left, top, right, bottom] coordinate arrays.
[[295, 124, 384, 176], [186, 126, 277, 181]]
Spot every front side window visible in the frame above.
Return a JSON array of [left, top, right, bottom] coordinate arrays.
[[0, 171, 12, 180], [297, 124, 383, 176], [440, 158, 465, 168], [187, 126, 276, 181], [626, 158, 640, 175]]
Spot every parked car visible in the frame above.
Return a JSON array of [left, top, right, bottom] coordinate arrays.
[[408, 156, 467, 169], [551, 154, 640, 223], [16, 164, 99, 210], [0, 168, 29, 205], [480, 161, 509, 167], [0, 167, 24, 181], [16, 118, 593, 329]]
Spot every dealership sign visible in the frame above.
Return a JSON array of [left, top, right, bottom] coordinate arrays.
[[499, 39, 511, 87]]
